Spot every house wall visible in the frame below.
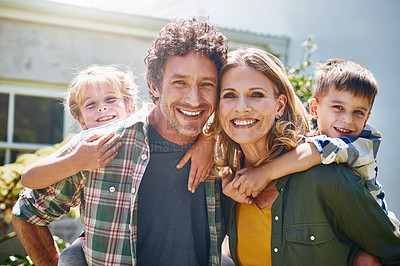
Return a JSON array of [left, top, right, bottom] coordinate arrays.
[[0, 18, 152, 95]]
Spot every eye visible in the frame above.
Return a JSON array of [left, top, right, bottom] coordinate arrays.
[[173, 80, 186, 86], [201, 82, 216, 88], [85, 102, 95, 108], [221, 92, 236, 99], [333, 105, 343, 110], [251, 91, 264, 98], [354, 110, 365, 116], [106, 96, 117, 102]]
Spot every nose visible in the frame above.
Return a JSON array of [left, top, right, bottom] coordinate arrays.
[[235, 95, 251, 113], [341, 111, 353, 124], [98, 104, 107, 112], [184, 84, 201, 107]]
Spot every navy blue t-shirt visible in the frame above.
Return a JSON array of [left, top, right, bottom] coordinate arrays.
[[137, 124, 210, 266]]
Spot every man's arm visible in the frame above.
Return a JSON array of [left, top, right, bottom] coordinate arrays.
[[12, 214, 59, 265]]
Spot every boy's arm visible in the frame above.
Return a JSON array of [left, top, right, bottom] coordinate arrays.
[[232, 143, 321, 197], [232, 125, 381, 199], [22, 132, 121, 189], [222, 171, 254, 205], [177, 132, 215, 193]]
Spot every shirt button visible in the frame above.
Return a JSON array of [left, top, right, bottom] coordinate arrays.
[[274, 216, 279, 221], [109, 186, 116, 193], [310, 235, 316, 241], [274, 248, 279, 253], [141, 154, 148, 161], [131, 187, 136, 194]]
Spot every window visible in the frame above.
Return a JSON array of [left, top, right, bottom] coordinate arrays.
[[0, 81, 70, 165]]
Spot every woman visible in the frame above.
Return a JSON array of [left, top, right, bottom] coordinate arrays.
[[210, 48, 400, 265]]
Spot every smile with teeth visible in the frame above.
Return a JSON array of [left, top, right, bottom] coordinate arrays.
[[97, 115, 116, 122], [179, 109, 202, 117], [232, 119, 257, 126], [334, 127, 352, 133]]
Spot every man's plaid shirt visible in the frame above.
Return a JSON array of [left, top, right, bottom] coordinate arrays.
[[13, 104, 224, 265]]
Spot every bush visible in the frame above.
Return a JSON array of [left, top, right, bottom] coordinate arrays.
[[0, 135, 74, 232], [287, 36, 318, 110]]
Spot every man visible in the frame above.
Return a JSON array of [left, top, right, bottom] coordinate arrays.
[[12, 17, 228, 265]]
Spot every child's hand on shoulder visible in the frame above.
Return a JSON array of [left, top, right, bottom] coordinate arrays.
[[73, 132, 121, 171], [232, 166, 273, 198], [222, 171, 254, 205]]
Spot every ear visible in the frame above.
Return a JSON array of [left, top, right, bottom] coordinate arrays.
[[148, 78, 160, 99], [309, 98, 319, 119], [364, 112, 371, 128], [276, 94, 287, 117]]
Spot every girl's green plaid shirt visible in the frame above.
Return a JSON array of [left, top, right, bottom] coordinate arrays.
[[13, 104, 224, 266]]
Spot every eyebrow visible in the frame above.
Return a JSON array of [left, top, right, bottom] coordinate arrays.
[[170, 74, 217, 83], [221, 87, 269, 92]]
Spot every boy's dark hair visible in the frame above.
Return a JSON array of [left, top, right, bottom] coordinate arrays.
[[144, 17, 228, 103], [313, 59, 378, 109]]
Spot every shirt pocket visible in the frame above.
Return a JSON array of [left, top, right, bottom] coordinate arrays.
[[85, 178, 132, 234], [284, 223, 335, 245]]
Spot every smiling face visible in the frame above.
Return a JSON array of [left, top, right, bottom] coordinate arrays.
[[150, 52, 218, 142], [77, 81, 129, 129], [218, 65, 286, 149], [310, 86, 371, 138]]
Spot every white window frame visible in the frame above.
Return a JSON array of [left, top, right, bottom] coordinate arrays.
[[0, 81, 71, 164]]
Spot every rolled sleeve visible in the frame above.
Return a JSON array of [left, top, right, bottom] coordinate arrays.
[[12, 173, 84, 226]]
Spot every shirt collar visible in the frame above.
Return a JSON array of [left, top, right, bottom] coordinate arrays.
[[124, 103, 152, 128], [276, 176, 289, 192], [78, 103, 152, 140]]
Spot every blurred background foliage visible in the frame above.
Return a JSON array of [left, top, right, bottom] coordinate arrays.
[[0, 136, 74, 231]]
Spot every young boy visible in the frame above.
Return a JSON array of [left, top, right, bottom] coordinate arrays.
[[228, 58, 399, 226]]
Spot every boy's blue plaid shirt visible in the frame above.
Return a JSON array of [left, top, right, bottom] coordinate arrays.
[[13, 104, 224, 266]]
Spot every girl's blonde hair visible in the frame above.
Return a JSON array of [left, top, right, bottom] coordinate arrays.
[[67, 65, 138, 120], [208, 48, 310, 173]]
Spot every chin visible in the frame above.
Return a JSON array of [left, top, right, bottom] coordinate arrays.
[[178, 127, 203, 137]]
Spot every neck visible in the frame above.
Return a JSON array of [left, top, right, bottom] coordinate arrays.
[[149, 104, 197, 145], [240, 142, 268, 167]]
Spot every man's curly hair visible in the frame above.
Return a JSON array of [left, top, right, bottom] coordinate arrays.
[[144, 17, 228, 103]]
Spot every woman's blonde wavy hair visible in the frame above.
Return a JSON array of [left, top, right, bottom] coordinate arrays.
[[208, 48, 310, 174]]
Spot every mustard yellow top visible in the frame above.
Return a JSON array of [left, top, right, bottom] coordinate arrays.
[[236, 203, 272, 266]]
